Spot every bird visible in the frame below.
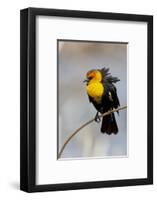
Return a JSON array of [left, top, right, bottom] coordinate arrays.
[[84, 67, 120, 134]]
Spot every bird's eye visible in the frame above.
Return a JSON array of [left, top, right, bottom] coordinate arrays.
[[88, 76, 93, 80]]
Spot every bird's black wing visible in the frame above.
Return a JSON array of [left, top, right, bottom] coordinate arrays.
[[103, 83, 120, 108], [101, 67, 120, 110], [110, 85, 120, 108]]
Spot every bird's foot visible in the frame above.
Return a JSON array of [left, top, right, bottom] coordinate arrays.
[[94, 112, 101, 123]]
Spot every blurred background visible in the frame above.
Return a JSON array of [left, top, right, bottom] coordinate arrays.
[[58, 40, 127, 159]]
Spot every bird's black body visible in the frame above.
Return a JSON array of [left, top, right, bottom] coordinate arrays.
[[87, 67, 120, 134]]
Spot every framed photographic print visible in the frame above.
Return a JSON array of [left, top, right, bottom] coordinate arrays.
[[20, 7, 153, 192]]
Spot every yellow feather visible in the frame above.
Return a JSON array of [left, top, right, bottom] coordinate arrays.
[[86, 81, 104, 103]]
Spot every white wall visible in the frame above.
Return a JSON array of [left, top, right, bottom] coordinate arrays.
[[0, 0, 156, 199]]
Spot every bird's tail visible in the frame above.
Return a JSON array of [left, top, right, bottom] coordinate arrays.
[[101, 113, 118, 134]]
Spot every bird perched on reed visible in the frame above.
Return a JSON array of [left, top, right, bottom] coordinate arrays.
[[84, 67, 120, 134]]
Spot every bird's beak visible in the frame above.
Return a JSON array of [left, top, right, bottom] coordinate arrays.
[[83, 79, 88, 83]]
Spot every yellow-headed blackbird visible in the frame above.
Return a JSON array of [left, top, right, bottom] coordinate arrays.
[[84, 67, 120, 134]]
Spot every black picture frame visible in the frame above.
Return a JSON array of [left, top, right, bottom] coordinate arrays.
[[20, 7, 153, 192]]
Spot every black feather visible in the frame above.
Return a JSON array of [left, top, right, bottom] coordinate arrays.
[[87, 67, 120, 134]]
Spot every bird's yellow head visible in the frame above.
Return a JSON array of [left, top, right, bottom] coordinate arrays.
[[85, 70, 102, 83]]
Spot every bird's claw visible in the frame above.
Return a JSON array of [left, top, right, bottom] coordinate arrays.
[[94, 112, 101, 123]]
